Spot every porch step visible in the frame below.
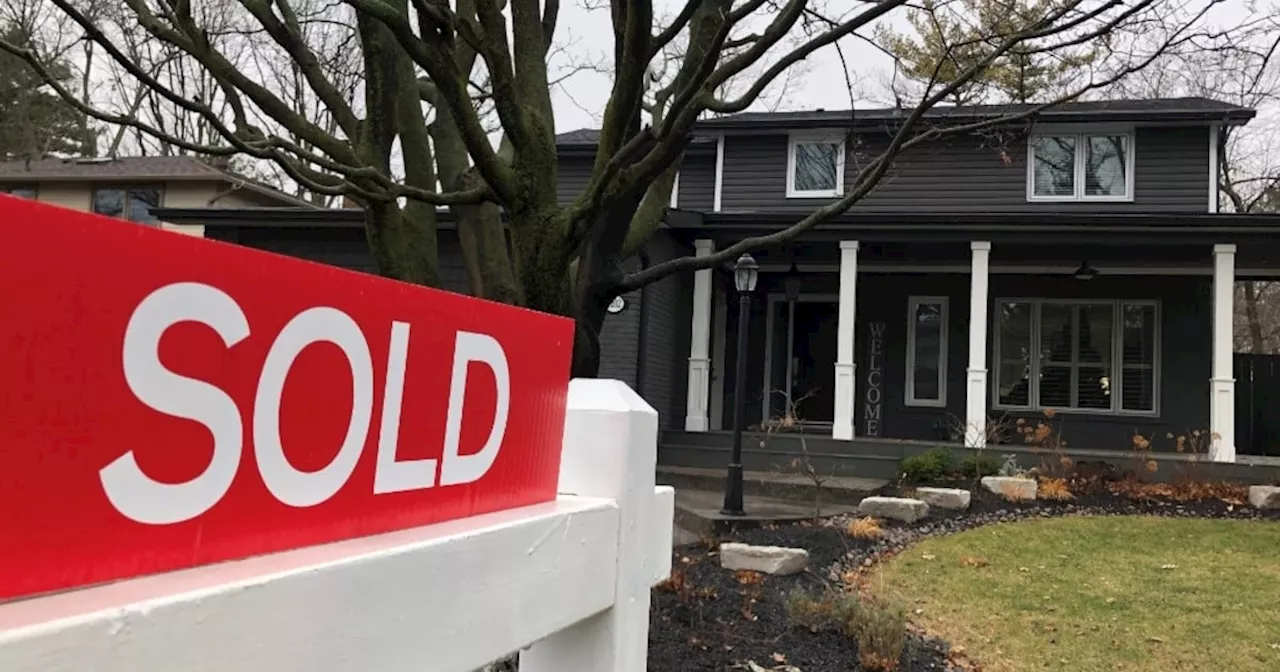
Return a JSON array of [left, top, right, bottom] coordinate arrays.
[[657, 464, 888, 506]]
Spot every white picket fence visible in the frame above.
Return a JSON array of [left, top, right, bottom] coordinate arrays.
[[0, 379, 675, 672]]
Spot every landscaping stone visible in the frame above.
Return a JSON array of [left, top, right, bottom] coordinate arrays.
[[858, 496, 930, 522], [718, 542, 810, 575], [915, 487, 971, 511], [981, 476, 1037, 500], [1249, 485, 1280, 510]]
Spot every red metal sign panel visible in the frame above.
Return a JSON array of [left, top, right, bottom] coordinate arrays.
[[0, 196, 574, 601]]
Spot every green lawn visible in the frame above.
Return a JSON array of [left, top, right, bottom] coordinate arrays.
[[873, 516, 1280, 672]]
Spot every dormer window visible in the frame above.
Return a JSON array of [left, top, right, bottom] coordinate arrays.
[[787, 132, 845, 198], [1028, 131, 1134, 201]]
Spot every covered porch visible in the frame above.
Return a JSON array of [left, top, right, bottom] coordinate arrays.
[[670, 211, 1280, 468]]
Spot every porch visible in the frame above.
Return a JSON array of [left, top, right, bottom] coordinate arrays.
[[670, 211, 1280, 470]]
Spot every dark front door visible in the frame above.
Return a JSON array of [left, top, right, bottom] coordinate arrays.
[[791, 302, 838, 423]]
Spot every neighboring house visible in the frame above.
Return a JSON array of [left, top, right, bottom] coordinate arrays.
[[154, 96, 1280, 473], [0, 155, 318, 237]]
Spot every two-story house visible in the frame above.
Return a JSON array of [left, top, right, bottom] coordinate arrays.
[[154, 96, 1280, 474], [0, 155, 317, 237]]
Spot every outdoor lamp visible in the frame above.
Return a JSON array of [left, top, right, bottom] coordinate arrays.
[[723, 252, 758, 517], [1073, 260, 1098, 280], [783, 260, 803, 302], [734, 253, 759, 293]]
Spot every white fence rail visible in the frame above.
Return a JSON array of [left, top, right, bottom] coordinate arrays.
[[0, 379, 674, 672]]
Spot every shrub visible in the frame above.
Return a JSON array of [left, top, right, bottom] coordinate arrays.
[[784, 587, 837, 631], [899, 448, 954, 483], [1038, 477, 1074, 501], [785, 588, 908, 671], [959, 453, 1002, 478], [846, 516, 885, 540], [839, 594, 908, 672]]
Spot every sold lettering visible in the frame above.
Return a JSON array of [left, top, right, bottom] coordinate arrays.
[[100, 281, 510, 525]]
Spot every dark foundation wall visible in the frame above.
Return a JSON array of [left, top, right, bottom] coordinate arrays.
[[719, 270, 1212, 452]]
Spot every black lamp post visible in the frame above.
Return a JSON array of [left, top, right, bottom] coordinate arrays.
[[722, 252, 758, 517]]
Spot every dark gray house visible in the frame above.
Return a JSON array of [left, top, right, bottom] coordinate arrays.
[[159, 96, 1280, 474]]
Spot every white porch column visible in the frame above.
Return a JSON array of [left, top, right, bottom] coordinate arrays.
[[684, 239, 715, 431], [965, 242, 992, 448], [1211, 244, 1236, 462], [833, 241, 859, 440]]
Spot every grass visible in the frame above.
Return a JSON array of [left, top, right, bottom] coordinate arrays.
[[872, 516, 1280, 672]]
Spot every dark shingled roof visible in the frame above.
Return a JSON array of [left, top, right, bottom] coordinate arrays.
[[0, 155, 319, 208], [0, 155, 233, 180], [555, 97, 1255, 145], [696, 96, 1254, 129]]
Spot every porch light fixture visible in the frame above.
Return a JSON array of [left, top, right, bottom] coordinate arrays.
[[723, 253, 759, 517], [1073, 260, 1098, 281], [734, 253, 759, 293]]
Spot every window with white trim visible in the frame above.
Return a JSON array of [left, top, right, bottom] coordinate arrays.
[[1028, 132, 1133, 201], [906, 296, 948, 407], [994, 299, 1158, 414], [787, 133, 844, 198]]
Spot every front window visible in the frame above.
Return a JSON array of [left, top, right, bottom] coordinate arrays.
[[906, 296, 948, 407], [1029, 132, 1132, 200], [93, 186, 163, 225], [2, 185, 37, 199], [787, 133, 844, 197], [994, 299, 1157, 414]]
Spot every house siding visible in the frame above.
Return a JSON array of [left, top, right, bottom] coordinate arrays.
[[637, 232, 693, 428], [719, 126, 1209, 213], [556, 151, 717, 210], [207, 226, 472, 294]]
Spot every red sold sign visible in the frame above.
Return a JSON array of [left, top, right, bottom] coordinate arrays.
[[0, 197, 573, 601]]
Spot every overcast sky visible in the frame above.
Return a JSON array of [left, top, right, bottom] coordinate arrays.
[[545, 0, 1267, 135]]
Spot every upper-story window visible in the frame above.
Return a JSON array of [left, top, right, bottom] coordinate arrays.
[[2, 185, 37, 199], [787, 132, 845, 198], [93, 186, 163, 226], [1028, 131, 1134, 201]]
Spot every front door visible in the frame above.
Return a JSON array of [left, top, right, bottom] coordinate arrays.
[[791, 302, 838, 423], [766, 298, 838, 425]]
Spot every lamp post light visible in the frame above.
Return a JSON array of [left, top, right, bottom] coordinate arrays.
[[722, 252, 758, 517]]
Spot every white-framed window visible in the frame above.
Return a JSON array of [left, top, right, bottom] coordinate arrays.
[[670, 170, 680, 208], [906, 296, 949, 407], [1027, 131, 1134, 201], [993, 298, 1159, 415], [786, 132, 845, 198]]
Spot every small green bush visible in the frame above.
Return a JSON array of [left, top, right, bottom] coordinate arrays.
[[899, 448, 954, 483], [839, 594, 908, 672], [784, 586, 836, 630], [785, 588, 908, 671], [959, 453, 1002, 478]]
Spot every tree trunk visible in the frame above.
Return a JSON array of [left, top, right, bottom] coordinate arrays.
[[363, 201, 441, 286], [1244, 281, 1267, 353]]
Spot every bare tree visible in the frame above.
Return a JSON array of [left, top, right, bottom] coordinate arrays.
[[0, 0, 1242, 375], [1113, 9, 1280, 352]]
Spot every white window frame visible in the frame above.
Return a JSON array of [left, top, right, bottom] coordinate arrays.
[[991, 298, 1160, 416], [669, 170, 680, 208], [1026, 129, 1136, 203], [786, 131, 845, 198], [905, 296, 949, 408]]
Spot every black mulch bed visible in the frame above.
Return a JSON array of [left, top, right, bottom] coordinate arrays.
[[646, 481, 1280, 672]]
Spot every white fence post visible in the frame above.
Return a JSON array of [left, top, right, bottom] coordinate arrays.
[[520, 379, 670, 672], [0, 379, 673, 672]]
